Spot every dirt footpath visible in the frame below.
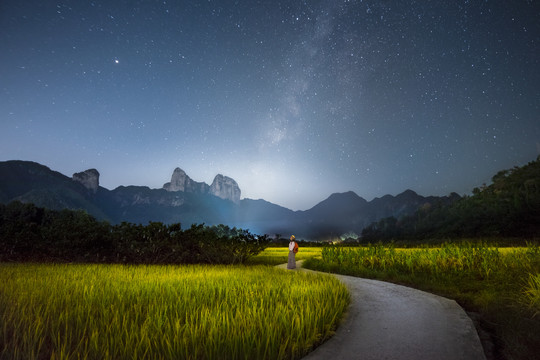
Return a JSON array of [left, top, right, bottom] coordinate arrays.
[[279, 261, 486, 360]]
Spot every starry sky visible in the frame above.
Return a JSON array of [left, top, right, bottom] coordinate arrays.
[[1, 0, 539, 210]]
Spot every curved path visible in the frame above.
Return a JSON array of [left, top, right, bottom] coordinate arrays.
[[278, 261, 486, 360]]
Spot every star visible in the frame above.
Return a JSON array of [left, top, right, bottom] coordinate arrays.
[[0, 0, 538, 211]]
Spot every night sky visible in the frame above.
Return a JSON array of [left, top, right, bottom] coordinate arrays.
[[1, 1, 539, 210]]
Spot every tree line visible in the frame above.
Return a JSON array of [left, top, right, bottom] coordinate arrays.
[[0, 201, 269, 264], [361, 156, 540, 242]]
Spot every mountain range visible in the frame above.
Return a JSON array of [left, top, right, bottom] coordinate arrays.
[[0, 160, 460, 240]]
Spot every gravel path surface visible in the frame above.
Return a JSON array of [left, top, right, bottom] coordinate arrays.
[[278, 261, 486, 360]]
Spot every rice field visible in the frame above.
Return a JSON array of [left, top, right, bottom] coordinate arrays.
[[247, 247, 323, 266], [525, 273, 540, 317], [308, 243, 540, 313], [0, 263, 349, 360], [303, 242, 540, 359], [314, 243, 537, 284]]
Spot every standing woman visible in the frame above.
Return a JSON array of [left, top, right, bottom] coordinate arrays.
[[287, 235, 298, 269]]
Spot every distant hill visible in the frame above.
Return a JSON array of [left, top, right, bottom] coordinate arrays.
[[292, 189, 459, 240], [0, 161, 109, 219], [0, 160, 460, 240]]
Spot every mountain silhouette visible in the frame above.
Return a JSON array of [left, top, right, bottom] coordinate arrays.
[[0, 160, 459, 240]]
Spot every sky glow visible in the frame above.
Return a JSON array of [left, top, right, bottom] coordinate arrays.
[[1, 0, 539, 210]]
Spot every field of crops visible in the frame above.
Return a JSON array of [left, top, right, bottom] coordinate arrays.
[[4, 242, 538, 359], [303, 242, 540, 359], [247, 247, 323, 265], [0, 263, 349, 360]]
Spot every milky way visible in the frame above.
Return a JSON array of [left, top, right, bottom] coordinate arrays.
[[1, 0, 539, 210]]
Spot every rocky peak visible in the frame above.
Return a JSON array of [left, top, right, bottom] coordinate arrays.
[[72, 169, 100, 193], [163, 167, 241, 203], [163, 167, 209, 194], [163, 168, 188, 192], [210, 174, 241, 204]]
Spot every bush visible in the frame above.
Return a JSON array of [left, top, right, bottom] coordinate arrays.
[[0, 201, 269, 264]]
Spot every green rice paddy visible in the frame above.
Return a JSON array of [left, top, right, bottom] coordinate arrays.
[[0, 263, 349, 360]]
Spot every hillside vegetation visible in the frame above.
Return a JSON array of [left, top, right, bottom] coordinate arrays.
[[361, 156, 540, 241]]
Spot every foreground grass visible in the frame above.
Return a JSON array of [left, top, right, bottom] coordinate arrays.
[[0, 263, 349, 360], [303, 242, 540, 360]]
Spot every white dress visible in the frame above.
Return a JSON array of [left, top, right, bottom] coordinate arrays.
[[287, 241, 296, 269]]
